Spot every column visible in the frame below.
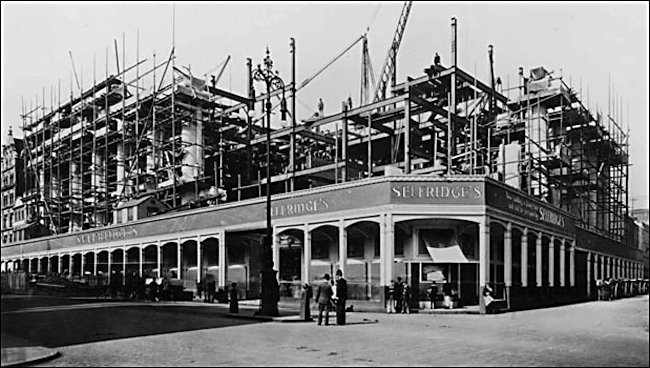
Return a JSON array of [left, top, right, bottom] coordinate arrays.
[[218, 231, 226, 288], [197, 236, 202, 283], [157, 244, 162, 278], [536, 233, 542, 286], [600, 255, 605, 280], [379, 213, 394, 288], [385, 214, 395, 286], [122, 247, 126, 283], [608, 257, 612, 279], [548, 236, 555, 287], [107, 250, 112, 283], [379, 215, 386, 287], [139, 247, 144, 278], [338, 219, 347, 277], [303, 224, 311, 283], [37, 258, 42, 274], [177, 240, 181, 280], [69, 254, 73, 277], [479, 216, 490, 314], [272, 228, 279, 283], [521, 229, 528, 287], [80, 254, 85, 277], [586, 252, 592, 297], [94, 252, 98, 276], [560, 239, 566, 287], [569, 241, 575, 287], [504, 223, 512, 287], [58, 256, 63, 276], [47, 257, 51, 274]]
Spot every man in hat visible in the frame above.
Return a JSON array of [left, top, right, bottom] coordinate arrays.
[[315, 273, 333, 326], [334, 269, 348, 325]]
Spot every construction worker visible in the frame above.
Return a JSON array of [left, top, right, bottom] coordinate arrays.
[[434, 52, 441, 66], [317, 98, 324, 117]]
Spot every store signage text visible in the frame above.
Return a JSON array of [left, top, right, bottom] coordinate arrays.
[[271, 198, 330, 218], [391, 184, 482, 200], [505, 191, 566, 228], [75, 227, 139, 244]]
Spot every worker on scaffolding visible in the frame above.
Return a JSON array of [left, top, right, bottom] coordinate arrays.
[[317, 98, 324, 117], [434, 52, 441, 66]]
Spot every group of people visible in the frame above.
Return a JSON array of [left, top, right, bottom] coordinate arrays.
[[314, 269, 348, 326], [596, 278, 649, 301], [197, 274, 217, 303], [385, 277, 411, 314]]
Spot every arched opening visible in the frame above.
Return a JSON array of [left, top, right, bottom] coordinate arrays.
[[309, 225, 339, 283], [512, 227, 523, 286], [277, 228, 304, 299], [394, 218, 480, 309], [125, 247, 140, 276], [489, 222, 505, 297], [200, 237, 219, 283], [345, 221, 380, 301], [39, 257, 48, 275], [71, 254, 82, 277], [161, 242, 178, 279], [527, 232, 537, 286], [181, 240, 198, 291], [50, 255, 60, 275], [110, 248, 124, 279], [83, 252, 95, 276], [97, 251, 109, 276], [142, 244, 158, 278]]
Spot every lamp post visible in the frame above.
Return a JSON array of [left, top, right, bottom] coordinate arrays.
[[252, 47, 287, 316]]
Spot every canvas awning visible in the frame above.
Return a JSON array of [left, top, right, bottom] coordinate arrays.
[[426, 245, 478, 264]]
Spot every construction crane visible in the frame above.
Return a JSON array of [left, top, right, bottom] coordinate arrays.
[[373, 1, 413, 102]]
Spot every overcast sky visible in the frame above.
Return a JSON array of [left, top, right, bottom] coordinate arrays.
[[1, 1, 648, 208]]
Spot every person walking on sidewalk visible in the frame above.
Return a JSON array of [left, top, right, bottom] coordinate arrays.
[[335, 269, 348, 325], [315, 273, 333, 326]]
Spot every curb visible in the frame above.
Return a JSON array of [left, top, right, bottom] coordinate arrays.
[[0, 347, 60, 367]]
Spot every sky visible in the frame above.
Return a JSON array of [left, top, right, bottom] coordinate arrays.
[[1, 1, 648, 208]]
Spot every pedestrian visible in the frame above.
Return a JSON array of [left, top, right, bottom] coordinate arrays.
[[229, 282, 239, 313], [427, 281, 438, 309], [394, 277, 403, 313], [206, 275, 216, 303], [401, 280, 411, 314], [335, 270, 348, 325], [386, 280, 396, 313], [161, 276, 170, 301], [315, 273, 333, 326]]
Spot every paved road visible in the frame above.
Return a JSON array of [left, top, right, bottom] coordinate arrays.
[[2, 295, 648, 366], [1, 296, 267, 349]]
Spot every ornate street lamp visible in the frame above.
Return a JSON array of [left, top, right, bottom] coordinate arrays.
[[252, 47, 287, 316]]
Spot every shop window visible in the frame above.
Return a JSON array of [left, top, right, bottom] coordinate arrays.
[[115, 210, 122, 224], [347, 233, 365, 258], [127, 207, 134, 222], [312, 239, 329, 259]]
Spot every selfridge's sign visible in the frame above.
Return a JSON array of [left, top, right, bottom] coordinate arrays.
[[485, 182, 574, 234], [390, 182, 484, 205], [76, 227, 138, 244], [271, 198, 330, 218]]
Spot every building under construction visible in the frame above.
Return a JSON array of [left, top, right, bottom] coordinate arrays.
[[2, 4, 647, 313]]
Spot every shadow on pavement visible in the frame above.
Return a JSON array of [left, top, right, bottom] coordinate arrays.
[[2, 300, 268, 349]]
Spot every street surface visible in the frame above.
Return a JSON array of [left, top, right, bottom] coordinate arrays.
[[1, 294, 648, 366]]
